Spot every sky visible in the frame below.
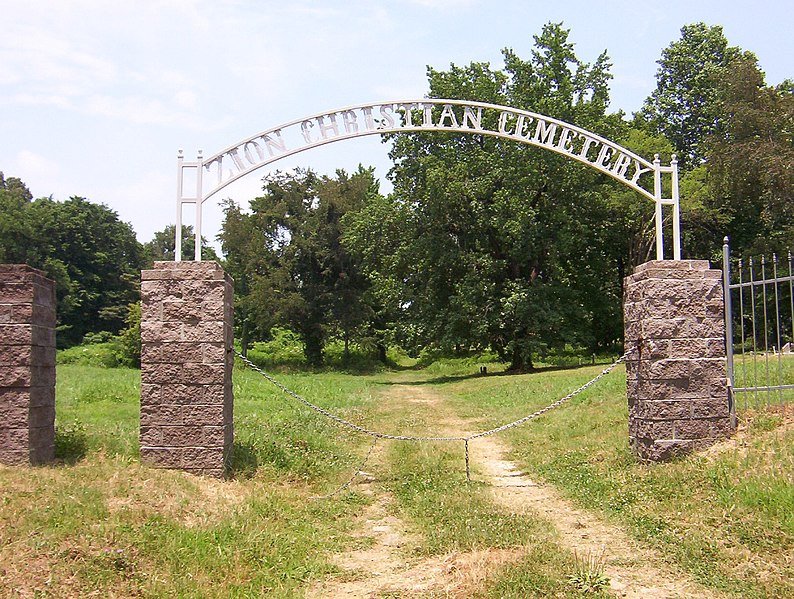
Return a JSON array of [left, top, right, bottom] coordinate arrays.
[[1, 0, 792, 249]]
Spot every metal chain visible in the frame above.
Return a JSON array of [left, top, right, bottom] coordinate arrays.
[[311, 437, 379, 500], [466, 354, 626, 440], [234, 350, 625, 443], [235, 351, 467, 442]]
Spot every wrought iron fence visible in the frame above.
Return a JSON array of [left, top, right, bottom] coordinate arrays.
[[722, 238, 794, 420]]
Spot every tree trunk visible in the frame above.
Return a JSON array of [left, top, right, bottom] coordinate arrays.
[[240, 318, 249, 358], [377, 342, 387, 364]]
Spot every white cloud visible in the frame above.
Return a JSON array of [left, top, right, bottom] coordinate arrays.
[[174, 90, 199, 112], [10, 151, 64, 200], [4, 94, 73, 109], [406, 0, 477, 9]]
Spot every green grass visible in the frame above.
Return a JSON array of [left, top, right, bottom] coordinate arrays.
[[1, 364, 380, 597], [3, 356, 792, 597], [731, 352, 794, 410], [441, 362, 794, 598], [55, 365, 141, 458]]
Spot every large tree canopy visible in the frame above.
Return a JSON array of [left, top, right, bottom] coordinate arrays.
[[639, 23, 742, 171], [345, 23, 633, 369], [220, 167, 378, 366], [677, 54, 794, 258]]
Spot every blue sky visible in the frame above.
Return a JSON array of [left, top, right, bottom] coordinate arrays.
[[1, 0, 791, 246]]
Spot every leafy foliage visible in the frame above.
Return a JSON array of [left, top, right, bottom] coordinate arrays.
[[346, 23, 628, 369], [142, 224, 219, 264], [220, 167, 378, 366], [705, 56, 794, 255], [0, 177, 145, 347], [639, 23, 742, 170]]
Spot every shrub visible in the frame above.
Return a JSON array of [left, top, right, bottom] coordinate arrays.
[[116, 302, 141, 368], [56, 342, 121, 368]]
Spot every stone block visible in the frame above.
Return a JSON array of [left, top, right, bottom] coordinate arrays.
[[162, 300, 203, 322], [634, 439, 696, 462], [0, 282, 34, 304], [0, 345, 55, 367], [28, 426, 54, 464], [29, 404, 56, 429], [624, 260, 732, 462], [0, 265, 56, 466], [140, 261, 233, 477], [140, 403, 228, 427], [141, 362, 183, 385], [140, 446, 228, 470], [181, 321, 225, 343], [632, 399, 693, 420], [688, 398, 729, 420], [673, 419, 712, 440], [140, 425, 229, 447], [181, 363, 226, 385], [0, 426, 28, 451]]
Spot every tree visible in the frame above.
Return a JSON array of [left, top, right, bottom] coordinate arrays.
[[143, 224, 219, 265], [0, 177, 145, 346], [638, 23, 742, 171], [703, 55, 794, 255], [220, 167, 378, 366], [348, 23, 630, 369], [38, 197, 145, 345], [0, 173, 35, 264]]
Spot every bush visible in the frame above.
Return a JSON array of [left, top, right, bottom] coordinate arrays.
[[244, 328, 306, 369], [116, 302, 141, 368], [57, 342, 122, 368], [242, 327, 395, 372], [81, 331, 115, 345]]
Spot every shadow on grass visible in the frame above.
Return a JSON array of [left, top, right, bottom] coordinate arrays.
[[228, 441, 260, 479], [54, 422, 89, 464], [378, 360, 619, 387]]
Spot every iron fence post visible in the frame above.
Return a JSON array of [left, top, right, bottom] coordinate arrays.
[[723, 237, 736, 428]]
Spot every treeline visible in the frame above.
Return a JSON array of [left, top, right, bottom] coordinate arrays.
[[221, 23, 792, 369], [2, 22, 791, 368], [0, 178, 215, 349]]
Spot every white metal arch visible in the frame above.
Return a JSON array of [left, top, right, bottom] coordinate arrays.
[[177, 99, 680, 261]]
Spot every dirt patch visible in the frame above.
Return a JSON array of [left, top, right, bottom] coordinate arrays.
[[469, 434, 723, 598], [306, 448, 522, 598], [309, 382, 728, 597], [384, 384, 443, 406], [103, 464, 248, 528]]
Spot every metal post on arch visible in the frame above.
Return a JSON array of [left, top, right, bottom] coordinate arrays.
[[174, 99, 682, 262], [175, 149, 204, 263], [653, 152, 681, 261]]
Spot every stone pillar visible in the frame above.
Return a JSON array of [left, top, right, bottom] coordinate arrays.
[[0, 265, 56, 465], [624, 260, 732, 461], [140, 262, 234, 477]]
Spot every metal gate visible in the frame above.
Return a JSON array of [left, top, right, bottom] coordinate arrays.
[[722, 238, 794, 422]]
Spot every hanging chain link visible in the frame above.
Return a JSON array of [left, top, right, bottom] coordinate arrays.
[[234, 350, 625, 488], [311, 437, 379, 500], [235, 351, 468, 442], [235, 350, 625, 443]]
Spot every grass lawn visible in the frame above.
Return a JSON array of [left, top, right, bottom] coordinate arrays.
[[1, 357, 791, 597], [442, 360, 793, 598]]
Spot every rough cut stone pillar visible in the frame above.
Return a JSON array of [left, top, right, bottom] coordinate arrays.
[[624, 260, 732, 461], [140, 261, 233, 477], [0, 265, 56, 465]]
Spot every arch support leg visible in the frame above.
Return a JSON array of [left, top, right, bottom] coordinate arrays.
[[624, 260, 733, 460], [0, 265, 56, 466], [140, 261, 234, 477]]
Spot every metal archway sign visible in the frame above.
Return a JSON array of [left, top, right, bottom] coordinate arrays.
[[176, 99, 680, 261]]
